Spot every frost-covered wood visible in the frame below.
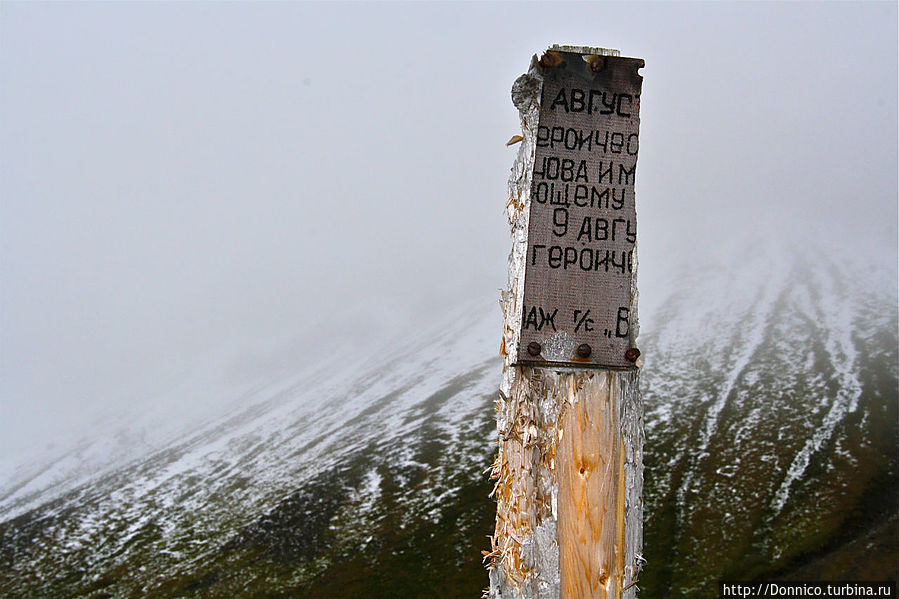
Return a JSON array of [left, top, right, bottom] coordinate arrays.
[[488, 46, 644, 599]]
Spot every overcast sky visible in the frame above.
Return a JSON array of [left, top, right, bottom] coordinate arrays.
[[2, 2, 896, 463]]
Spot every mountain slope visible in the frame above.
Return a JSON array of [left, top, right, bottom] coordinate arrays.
[[1, 236, 896, 598], [640, 243, 898, 594]]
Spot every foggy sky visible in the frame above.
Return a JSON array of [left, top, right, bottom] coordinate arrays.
[[2, 2, 896, 464]]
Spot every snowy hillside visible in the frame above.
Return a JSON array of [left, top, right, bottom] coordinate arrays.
[[1, 233, 896, 598], [639, 234, 897, 593]]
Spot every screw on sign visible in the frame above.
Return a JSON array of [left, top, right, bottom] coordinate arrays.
[[490, 45, 645, 599]]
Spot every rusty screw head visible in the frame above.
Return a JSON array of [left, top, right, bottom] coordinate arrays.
[[576, 343, 592, 359], [589, 55, 605, 72], [527, 341, 542, 356], [625, 347, 641, 362], [539, 51, 563, 69]]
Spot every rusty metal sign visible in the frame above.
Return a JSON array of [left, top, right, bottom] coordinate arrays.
[[518, 50, 643, 369]]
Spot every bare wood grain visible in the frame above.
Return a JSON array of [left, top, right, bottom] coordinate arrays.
[[557, 372, 625, 598]]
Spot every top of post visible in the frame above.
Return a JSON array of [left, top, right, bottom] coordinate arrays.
[[548, 44, 620, 57]]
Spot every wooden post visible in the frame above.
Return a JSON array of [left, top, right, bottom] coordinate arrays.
[[487, 46, 644, 599]]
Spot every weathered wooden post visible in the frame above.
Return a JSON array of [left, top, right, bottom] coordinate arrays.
[[487, 45, 645, 599]]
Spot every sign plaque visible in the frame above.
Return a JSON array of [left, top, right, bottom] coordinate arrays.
[[517, 50, 644, 369]]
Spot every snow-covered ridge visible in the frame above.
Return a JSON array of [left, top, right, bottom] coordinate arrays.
[[0, 296, 501, 522], [1, 225, 895, 597]]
